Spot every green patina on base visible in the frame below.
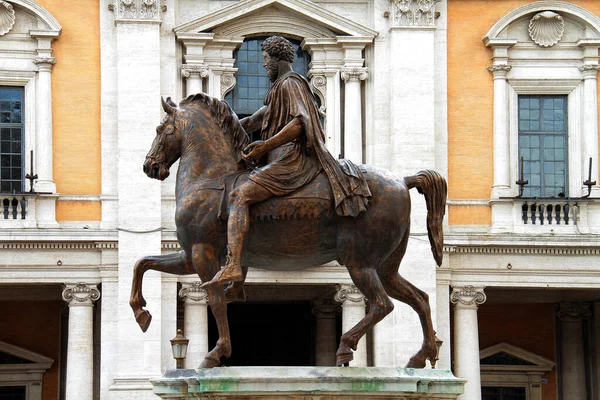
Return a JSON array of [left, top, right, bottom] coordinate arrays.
[[151, 367, 465, 399]]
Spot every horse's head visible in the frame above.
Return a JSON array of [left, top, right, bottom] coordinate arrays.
[[143, 97, 182, 180]]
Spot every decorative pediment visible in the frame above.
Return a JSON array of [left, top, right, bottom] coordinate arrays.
[[0, 341, 53, 368], [483, 1, 600, 46], [480, 343, 554, 372], [174, 0, 377, 39], [9, 0, 61, 32]]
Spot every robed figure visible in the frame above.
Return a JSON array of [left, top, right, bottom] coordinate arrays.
[[202, 36, 371, 288]]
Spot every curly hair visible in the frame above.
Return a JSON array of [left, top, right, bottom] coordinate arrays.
[[261, 36, 295, 63]]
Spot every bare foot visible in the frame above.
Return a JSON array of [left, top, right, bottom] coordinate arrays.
[[201, 267, 244, 288]]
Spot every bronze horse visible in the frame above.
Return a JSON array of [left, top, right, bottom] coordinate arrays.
[[130, 93, 447, 369]]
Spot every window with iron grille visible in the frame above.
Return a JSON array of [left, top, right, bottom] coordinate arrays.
[[518, 95, 568, 198], [0, 87, 23, 193]]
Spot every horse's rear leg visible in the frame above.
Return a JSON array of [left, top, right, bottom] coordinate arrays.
[[191, 243, 232, 368], [378, 236, 439, 368], [130, 251, 193, 332], [336, 265, 394, 366]]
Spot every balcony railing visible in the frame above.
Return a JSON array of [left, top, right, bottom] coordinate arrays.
[[519, 199, 577, 226], [0, 193, 38, 227]]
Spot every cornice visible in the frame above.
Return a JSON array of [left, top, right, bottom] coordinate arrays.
[[0, 242, 118, 250], [445, 246, 600, 256]]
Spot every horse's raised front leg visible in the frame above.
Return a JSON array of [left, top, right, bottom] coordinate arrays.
[[130, 251, 193, 332], [336, 265, 394, 366], [191, 243, 232, 368]]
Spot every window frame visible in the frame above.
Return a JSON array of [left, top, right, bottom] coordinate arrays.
[[517, 94, 569, 198], [0, 86, 26, 193]]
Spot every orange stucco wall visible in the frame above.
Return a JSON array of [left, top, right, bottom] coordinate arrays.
[[478, 303, 558, 399], [37, 0, 101, 221], [0, 301, 62, 400], [448, 0, 600, 225]]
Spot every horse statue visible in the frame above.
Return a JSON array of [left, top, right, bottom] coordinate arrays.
[[129, 93, 447, 369]]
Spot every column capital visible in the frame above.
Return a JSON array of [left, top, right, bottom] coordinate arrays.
[[579, 64, 600, 78], [33, 57, 57, 71], [341, 67, 368, 82], [487, 64, 511, 78], [312, 298, 340, 318], [181, 64, 209, 79], [62, 283, 100, 306], [179, 281, 209, 304], [334, 284, 366, 305], [557, 302, 591, 321], [450, 286, 486, 307]]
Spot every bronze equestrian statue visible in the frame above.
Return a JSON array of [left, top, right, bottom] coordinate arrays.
[[130, 36, 447, 369]]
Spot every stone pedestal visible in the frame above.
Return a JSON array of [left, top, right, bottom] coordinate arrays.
[[152, 367, 465, 399]]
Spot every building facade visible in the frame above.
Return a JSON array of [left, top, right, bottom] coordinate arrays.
[[0, 1, 599, 399]]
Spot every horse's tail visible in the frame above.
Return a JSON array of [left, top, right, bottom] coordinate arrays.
[[404, 170, 447, 266]]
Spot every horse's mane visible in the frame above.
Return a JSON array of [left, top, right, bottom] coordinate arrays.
[[179, 93, 250, 157]]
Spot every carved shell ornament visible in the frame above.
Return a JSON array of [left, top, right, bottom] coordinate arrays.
[[0, 1, 15, 36], [528, 11, 564, 47]]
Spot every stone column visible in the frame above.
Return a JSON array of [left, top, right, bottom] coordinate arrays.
[[488, 64, 512, 199], [179, 282, 209, 369], [451, 286, 486, 400], [181, 65, 209, 97], [312, 298, 339, 366], [341, 67, 367, 163], [558, 302, 590, 400], [334, 284, 367, 366], [62, 283, 100, 400], [579, 65, 600, 197]]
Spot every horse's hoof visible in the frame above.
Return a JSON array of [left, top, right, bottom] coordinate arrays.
[[336, 349, 353, 366], [135, 309, 152, 332], [405, 355, 426, 369], [199, 355, 221, 368]]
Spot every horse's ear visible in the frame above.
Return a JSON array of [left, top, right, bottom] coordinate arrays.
[[166, 97, 177, 107], [161, 97, 176, 114]]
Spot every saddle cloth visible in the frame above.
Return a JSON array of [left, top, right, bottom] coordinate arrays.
[[200, 170, 334, 221]]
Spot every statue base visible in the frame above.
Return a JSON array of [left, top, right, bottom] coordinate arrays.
[[151, 367, 465, 399]]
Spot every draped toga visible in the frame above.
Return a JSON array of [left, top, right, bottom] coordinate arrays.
[[248, 72, 371, 217]]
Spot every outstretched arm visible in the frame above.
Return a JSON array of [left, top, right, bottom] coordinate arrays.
[[242, 117, 303, 163], [240, 106, 266, 133]]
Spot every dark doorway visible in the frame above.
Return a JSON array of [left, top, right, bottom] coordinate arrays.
[[208, 302, 316, 366], [481, 386, 526, 400], [0, 386, 26, 400]]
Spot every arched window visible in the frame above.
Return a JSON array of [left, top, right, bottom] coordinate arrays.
[[224, 37, 310, 123]]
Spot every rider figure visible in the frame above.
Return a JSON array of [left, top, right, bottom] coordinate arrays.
[[202, 36, 371, 288]]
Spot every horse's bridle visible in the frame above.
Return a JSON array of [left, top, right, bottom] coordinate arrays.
[[147, 117, 176, 166]]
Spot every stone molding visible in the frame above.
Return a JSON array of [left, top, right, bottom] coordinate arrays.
[[387, 0, 439, 27], [110, 0, 166, 21], [62, 283, 100, 305], [450, 286, 486, 306], [220, 73, 236, 99], [0, 1, 15, 36], [309, 74, 327, 115], [528, 11, 564, 47], [340, 67, 368, 82], [557, 302, 591, 321], [312, 298, 340, 318], [181, 65, 209, 79], [178, 281, 209, 304], [334, 284, 365, 304], [444, 245, 600, 256]]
